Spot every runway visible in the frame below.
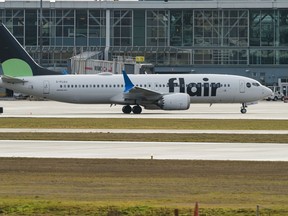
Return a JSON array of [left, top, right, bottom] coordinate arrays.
[[0, 99, 287, 119], [0, 140, 287, 161]]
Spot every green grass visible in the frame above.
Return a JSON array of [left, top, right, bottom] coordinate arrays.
[[0, 118, 288, 130], [1, 158, 288, 215], [0, 132, 287, 143]]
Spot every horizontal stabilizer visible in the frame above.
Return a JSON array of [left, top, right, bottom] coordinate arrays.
[[1, 75, 27, 84]]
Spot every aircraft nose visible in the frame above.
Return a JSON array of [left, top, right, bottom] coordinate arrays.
[[262, 86, 273, 97]]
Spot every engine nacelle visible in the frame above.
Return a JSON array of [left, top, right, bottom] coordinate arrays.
[[157, 93, 190, 110]]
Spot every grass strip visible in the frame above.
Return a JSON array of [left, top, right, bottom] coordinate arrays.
[[1, 158, 288, 215], [0, 132, 287, 143], [0, 118, 288, 130]]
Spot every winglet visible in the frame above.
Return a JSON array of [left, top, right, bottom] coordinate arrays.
[[122, 69, 134, 92]]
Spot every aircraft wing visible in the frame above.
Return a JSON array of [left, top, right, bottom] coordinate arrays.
[[124, 86, 162, 101], [122, 70, 163, 102]]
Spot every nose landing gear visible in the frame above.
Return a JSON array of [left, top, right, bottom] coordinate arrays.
[[240, 103, 247, 114]]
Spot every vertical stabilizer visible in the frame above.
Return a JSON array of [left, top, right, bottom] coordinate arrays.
[[0, 23, 59, 76]]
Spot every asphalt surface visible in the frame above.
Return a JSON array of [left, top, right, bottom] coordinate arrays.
[[0, 140, 287, 161], [0, 99, 287, 119], [0, 99, 287, 161]]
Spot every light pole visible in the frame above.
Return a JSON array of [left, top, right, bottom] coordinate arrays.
[[39, 0, 43, 65]]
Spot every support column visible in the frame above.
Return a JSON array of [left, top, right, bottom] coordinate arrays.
[[105, 9, 110, 61]]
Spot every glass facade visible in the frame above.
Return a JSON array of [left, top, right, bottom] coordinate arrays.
[[88, 10, 106, 47], [0, 7, 288, 69], [146, 10, 169, 46], [111, 10, 132, 46]]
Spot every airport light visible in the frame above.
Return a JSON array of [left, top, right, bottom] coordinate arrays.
[[39, 0, 43, 65]]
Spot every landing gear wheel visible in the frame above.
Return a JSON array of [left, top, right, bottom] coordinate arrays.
[[122, 105, 132, 114], [240, 103, 247, 114], [132, 105, 142, 114]]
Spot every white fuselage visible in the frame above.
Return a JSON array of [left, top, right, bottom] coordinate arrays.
[[0, 73, 272, 105]]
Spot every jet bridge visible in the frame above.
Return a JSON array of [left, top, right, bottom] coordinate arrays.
[[70, 53, 154, 75]]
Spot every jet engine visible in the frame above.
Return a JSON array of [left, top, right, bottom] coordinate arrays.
[[157, 93, 190, 110]]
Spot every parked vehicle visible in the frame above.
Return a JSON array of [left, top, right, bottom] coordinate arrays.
[[265, 86, 284, 101]]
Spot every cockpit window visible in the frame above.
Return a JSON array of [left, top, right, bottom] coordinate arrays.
[[246, 83, 251, 88], [252, 82, 260, 87]]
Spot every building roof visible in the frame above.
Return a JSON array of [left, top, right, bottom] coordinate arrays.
[[0, 0, 287, 9]]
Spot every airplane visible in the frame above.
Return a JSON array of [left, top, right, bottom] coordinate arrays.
[[0, 23, 272, 114]]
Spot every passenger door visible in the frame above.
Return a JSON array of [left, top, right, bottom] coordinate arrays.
[[239, 80, 245, 93], [43, 80, 50, 94]]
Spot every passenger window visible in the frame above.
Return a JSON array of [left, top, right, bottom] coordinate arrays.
[[246, 83, 251, 88]]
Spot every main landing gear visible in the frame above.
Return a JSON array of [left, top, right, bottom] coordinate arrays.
[[240, 103, 247, 114], [122, 105, 142, 114]]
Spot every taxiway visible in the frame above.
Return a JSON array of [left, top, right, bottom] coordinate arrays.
[[0, 99, 287, 119], [0, 140, 287, 161]]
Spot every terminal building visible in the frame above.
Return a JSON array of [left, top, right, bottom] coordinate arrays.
[[0, 0, 288, 88]]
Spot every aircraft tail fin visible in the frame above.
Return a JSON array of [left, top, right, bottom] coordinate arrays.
[[0, 23, 59, 77]]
